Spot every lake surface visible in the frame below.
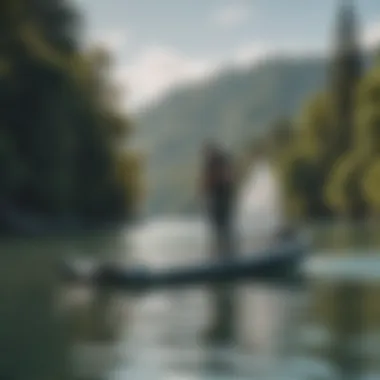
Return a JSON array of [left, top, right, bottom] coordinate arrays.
[[1, 164, 380, 380], [53, 218, 378, 380]]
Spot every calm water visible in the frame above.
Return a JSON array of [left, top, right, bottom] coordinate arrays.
[[1, 222, 380, 380], [0, 164, 379, 380]]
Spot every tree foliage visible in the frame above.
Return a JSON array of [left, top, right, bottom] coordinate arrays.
[[270, 58, 380, 221], [0, 0, 142, 231], [262, 1, 380, 222]]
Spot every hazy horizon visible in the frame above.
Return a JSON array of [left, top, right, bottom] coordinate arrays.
[[73, 0, 380, 112]]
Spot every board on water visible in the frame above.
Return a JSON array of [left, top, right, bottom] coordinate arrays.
[[59, 236, 308, 293]]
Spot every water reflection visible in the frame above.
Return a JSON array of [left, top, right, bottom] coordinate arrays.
[[106, 223, 309, 379], [0, 238, 70, 380], [0, 220, 379, 380], [114, 221, 380, 380], [0, 160, 374, 380], [0, 230, 129, 380]]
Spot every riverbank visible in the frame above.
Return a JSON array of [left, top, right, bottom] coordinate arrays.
[[0, 200, 134, 239]]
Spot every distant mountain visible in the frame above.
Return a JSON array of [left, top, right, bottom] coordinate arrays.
[[136, 54, 331, 214]]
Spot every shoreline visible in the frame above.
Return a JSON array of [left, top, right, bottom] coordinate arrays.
[[0, 202, 135, 240]]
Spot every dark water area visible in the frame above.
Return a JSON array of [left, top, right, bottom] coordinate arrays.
[[0, 230, 128, 380], [0, 221, 379, 380]]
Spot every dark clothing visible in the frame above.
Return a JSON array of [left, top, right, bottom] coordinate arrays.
[[207, 189, 233, 231], [204, 150, 233, 193], [202, 148, 235, 257]]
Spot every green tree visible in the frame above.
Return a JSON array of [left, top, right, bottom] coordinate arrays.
[[273, 0, 364, 222], [0, 0, 141, 231], [356, 60, 380, 216], [329, 0, 362, 157]]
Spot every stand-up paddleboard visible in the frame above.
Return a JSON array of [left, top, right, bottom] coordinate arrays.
[[59, 235, 309, 293]]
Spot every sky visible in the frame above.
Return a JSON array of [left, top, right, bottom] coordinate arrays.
[[72, 0, 380, 112]]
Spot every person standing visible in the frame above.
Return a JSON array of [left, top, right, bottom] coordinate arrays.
[[201, 141, 236, 257], [200, 141, 237, 342]]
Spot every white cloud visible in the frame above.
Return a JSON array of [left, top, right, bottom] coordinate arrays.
[[232, 43, 273, 68], [114, 46, 220, 111], [88, 29, 129, 53], [232, 39, 329, 69], [363, 21, 380, 49], [211, 3, 251, 28], [113, 42, 280, 111], [113, 39, 326, 112]]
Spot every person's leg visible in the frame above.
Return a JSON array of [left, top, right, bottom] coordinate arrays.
[[206, 197, 236, 343], [208, 197, 229, 259], [218, 195, 235, 260]]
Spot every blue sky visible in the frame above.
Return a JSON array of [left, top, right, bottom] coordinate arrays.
[[73, 0, 380, 111]]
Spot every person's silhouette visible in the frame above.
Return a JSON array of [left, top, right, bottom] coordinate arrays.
[[201, 141, 236, 257], [200, 141, 236, 342]]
